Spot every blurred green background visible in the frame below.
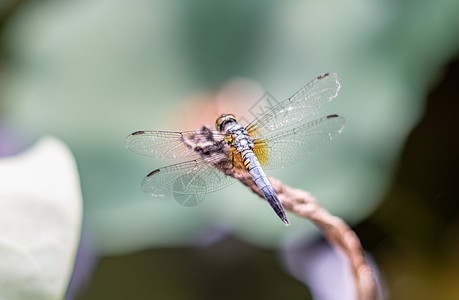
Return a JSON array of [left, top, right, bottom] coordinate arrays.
[[0, 0, 458, 299]]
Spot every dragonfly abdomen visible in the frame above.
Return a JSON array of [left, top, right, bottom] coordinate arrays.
[[240, 149, 289, 225]]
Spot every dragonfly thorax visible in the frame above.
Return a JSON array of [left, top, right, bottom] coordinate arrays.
[[227, 125, 254, 151]]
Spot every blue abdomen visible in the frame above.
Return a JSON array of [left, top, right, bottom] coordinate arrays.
[[241, 149, 289, 225]]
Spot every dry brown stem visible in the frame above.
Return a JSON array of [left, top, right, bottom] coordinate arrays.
[[239, 174, 378, 300]]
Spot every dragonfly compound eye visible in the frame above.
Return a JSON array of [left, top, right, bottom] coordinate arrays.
[[215, 114, 238, 131]]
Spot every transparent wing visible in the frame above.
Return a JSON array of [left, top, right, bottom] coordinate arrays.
[[125, 129, 225, 159], [142, 157, 238, 200], [246, 73, 341, 137], [252, 115, 345, 170]]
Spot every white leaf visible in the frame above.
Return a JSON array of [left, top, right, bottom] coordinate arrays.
[[0, 136, 82, 300]]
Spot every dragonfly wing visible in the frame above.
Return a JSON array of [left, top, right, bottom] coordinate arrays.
[[125, 129, 225, 159], [252, 115, 345, 170], [247, 73, 341, 137], [142, 157, 238, 206]]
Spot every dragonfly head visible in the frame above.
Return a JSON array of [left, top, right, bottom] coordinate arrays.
[[215, 114, 238, 132]]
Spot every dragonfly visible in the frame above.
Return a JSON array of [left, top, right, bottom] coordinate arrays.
[[125, 73, 345, 225]]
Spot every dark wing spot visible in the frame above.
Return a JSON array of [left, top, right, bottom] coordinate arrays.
[[205, 129, 214, 141], [197, 127, 215, 142], [215, 140, 226, 151], [147, 169, 160, 177], [195, 146, 203, 153], [132, 131, 145, 135], [180, 134, 193, 150], [317, 73, 329, 79], [197, 143, 222, 156], [327, 114, 339, 119]]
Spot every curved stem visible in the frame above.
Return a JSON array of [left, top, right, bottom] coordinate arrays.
[[240, 175, 378, 300]]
